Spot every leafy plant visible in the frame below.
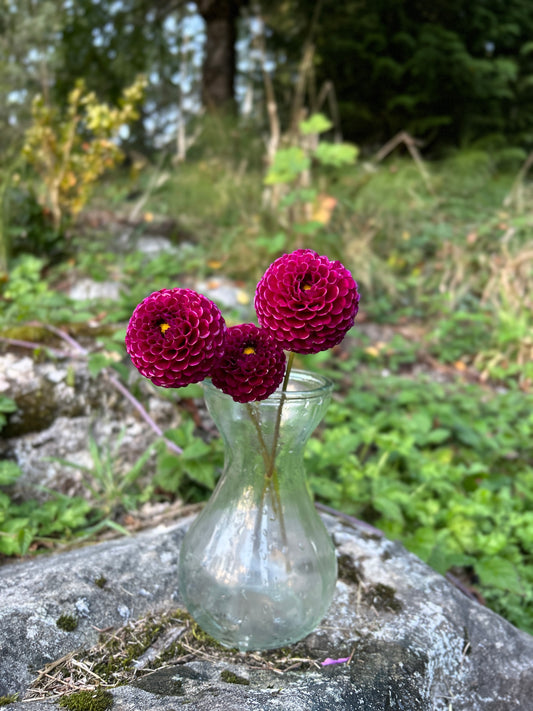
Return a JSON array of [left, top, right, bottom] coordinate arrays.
[[0, 396, 17, 431], [305, 368, 533, 633], [0, 466, 93, 557], [5, 185, 61, 260], [263, 113, 358, 248], [0, 254, 91, 328], [154, 419, 223, 501], [22, 75, 146, 231], [51, 431, 155, 517], [1, 411, 92, 557], [428, 310, 493, 364]]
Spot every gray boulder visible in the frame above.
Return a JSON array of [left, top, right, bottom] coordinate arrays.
[[0, 512, 532, 710], [0, 352, 182, 496]]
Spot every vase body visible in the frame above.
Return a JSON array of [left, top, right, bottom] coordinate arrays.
[[178, 370, 337, 651]]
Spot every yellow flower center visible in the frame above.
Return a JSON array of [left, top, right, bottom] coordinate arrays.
[[160, 322, 170, 334], [302, 284, 312, 291], [243, 346, 255, 355]]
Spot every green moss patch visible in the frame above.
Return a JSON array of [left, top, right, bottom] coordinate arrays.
[[56, 614, 78, 632], [58, 688, 113, 711], [220, 669, 250, 685]]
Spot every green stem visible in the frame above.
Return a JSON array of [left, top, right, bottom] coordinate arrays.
[[245, 402, 271, 468], [246, 402, 273, 556], [269, 467, 289, 559], [246, 369, 293, 568], [266, 351, 295, 479]]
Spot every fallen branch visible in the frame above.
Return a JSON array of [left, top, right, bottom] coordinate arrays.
[[373, 130, 433, 193]]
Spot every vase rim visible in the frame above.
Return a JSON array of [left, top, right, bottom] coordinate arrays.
[[203, 369, 333, 402]]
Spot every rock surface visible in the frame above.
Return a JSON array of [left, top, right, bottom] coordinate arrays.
[[1, 512, 532, 710], [0, 352, 182, 496]]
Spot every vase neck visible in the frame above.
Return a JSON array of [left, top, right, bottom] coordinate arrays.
[[205, 373, 331, 444], [203, 370, 332, 485]]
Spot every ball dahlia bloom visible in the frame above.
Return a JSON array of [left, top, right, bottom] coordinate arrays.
[[125, 288, 226, 388], [211, 323, 286, 403], [255, 249, 360, 354]]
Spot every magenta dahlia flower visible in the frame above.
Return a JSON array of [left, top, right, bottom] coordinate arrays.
[[254, 249, 360, 354], [211, 323, 286, 403], [125, 288, 226, 388]]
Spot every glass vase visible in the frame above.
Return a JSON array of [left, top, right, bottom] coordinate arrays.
[[178, 370, 337, 651]]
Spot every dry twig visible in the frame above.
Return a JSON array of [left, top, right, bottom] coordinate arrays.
[[374, 130, 433, 193]]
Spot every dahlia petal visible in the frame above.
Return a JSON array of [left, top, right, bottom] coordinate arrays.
[[255, 250, 359, 353], [211, 324, 286, 403], [126, 287, 226, 388]]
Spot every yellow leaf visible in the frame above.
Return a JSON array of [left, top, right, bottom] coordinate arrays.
[[312, 194, 337, 225]]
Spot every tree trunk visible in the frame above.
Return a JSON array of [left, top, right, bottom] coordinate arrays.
[[195, 0, 244, 111]]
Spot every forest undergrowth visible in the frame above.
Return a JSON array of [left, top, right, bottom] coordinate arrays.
[[1, 143, 532, 634]]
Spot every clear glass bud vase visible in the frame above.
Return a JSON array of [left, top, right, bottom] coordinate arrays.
[[178, 370, 337, 651]]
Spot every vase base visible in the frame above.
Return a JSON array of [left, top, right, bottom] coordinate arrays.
[[182, 578, 334, 652]]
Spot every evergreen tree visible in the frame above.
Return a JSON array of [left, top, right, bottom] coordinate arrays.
[[310, 0, 533, 148]]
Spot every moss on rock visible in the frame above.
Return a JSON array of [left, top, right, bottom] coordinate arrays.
[[58, 688, 113, 711], [56, 614, 78, 632], [0, 694, 19, 706], [220, 669, 250, 685]]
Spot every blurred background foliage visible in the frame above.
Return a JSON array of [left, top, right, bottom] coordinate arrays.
[[3, 0, 533, 156]]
